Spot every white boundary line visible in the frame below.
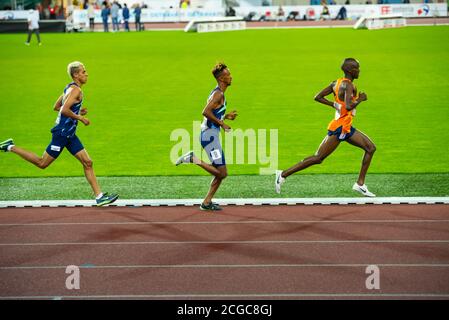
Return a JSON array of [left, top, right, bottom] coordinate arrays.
[[247, 24, 353, 30], [1, 197, 449, 208], [2, 219, 449, 227], [408, 23, 449, 26]]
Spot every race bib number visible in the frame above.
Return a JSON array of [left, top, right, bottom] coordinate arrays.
[[50, 145, 61, 152], [210, 149, 222, 161]]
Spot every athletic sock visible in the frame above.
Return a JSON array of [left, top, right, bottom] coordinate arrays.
[[7, 145, 14, 152], [95, 193, 104, 200]]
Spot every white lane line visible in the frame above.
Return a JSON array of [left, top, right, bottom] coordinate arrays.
[[1, 197, 449, 208], [408, 23, 449, 26], [1, 263, 449, 270], [1, 240, 448, 246], [1, 293, 449, 299], [2, 219, 449, 227], [247, 25, 353, 29]]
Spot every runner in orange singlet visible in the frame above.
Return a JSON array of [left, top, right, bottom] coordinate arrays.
[[275, 58, 377, 197]]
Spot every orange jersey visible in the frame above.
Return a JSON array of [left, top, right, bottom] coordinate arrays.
[[327, 77, 358, 134]]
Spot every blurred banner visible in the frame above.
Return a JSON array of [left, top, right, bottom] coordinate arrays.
[[76, 4, 448, 24], [234, 3, 448, 21], [1, 4, 446, 24], [73, 7, 226, 24]]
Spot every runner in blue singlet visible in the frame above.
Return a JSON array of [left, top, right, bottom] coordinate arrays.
[[0, 61, 118, 206], [175, 63, 237, 211]]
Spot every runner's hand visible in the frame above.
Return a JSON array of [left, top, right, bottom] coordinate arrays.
[[80, 108, 88, 116], [225, 110, 238, 120], [358, 92, 367, 102], [80, 117, 90, 126], [222, 123, 231, 132]]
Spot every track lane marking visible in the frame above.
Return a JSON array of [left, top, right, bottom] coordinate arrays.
[[1, 240, 449, 246], [1, 219, 449, 227]]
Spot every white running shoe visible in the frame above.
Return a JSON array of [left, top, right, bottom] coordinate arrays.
[[175, 151, 194, 166], [275, 170, 285, 194], [352, 183, 376, 197]]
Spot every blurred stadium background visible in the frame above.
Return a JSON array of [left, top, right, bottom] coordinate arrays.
[[0, 0, 448, 199]]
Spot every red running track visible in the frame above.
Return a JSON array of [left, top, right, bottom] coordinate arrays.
[[0, 204, 448, 299]]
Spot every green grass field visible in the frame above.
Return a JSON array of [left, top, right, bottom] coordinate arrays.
[[1, 174, 449, 200], [1, 27, 449, 199]]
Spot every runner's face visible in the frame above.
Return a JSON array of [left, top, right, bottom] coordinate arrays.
[[74, 66, 88, 84], [352, 64, 360, 79], [220, 69, 232, 86]]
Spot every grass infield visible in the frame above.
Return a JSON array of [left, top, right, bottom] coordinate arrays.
[[1, 174, 448, 200], [1, 26, 449, 179]]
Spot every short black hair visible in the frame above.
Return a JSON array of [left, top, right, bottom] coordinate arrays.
[[212, 62, 228, 79], [341, 58, 359, 71]]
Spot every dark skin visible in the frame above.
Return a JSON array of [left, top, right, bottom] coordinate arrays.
[[192, 68, 238, 205], [201, 68, 237, 131], [281, 59, 376, 186]]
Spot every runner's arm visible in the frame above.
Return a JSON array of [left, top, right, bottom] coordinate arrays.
[[202, 91, 229, 129], [344, 82, 367, 111], [60, 87, 89, 125], [53, 94, 63, 111], [314, 82, 339, 109]]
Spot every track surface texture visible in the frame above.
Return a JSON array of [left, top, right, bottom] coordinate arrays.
[[0, 204, 448, 300]]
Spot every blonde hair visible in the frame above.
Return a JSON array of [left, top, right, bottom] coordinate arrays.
[[67, 61, 84, 78]]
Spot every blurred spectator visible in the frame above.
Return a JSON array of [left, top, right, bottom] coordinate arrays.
[[225, 6, 236, 17], [320, 1, 331, 20], [335, 5, 347, 20], [122, 3, 130, 31], [287, 11, 299, 21], [57, 4, 65, 19], [134, 4, 142, 31], [345, 0, 350, 4], [25, 9, 41, 46], [101, 3, 110, 32], [49, 4, 57, 19], [180, 0, 190, 9], [66, 1, 74, 25], [259, 11, 270, 21], [244, 11, 256, 21], [43, 5, 50, 19], [66, 1, 83, 31], [88, 1, 96, 31], [111, 1, 120, 32], [36, 2, 44, 20], [277, 6, 285, 21]]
